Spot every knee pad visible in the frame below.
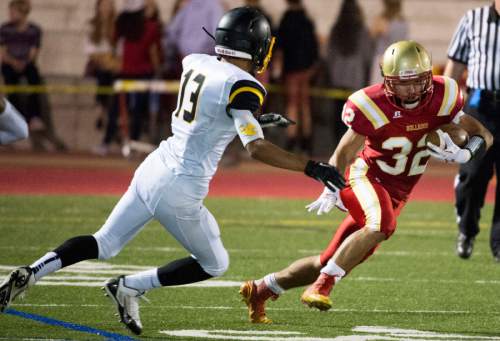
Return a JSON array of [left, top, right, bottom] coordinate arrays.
[[200, 249, 229, 277]]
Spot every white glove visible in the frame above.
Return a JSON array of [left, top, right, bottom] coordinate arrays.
[[427, 130, 471, 164], [306, 187, 346, 215]]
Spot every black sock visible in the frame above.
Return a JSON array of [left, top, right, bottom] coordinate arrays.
[[157, 257, 212, 286], [53, 235, 99, 267]]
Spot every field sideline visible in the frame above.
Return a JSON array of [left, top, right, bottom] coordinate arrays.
[[0, 152, 498, 340]]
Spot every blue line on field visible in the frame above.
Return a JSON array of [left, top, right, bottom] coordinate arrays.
[[5, 309, 137, 341]]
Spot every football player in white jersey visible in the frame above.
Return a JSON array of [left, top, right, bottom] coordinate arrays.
[[0, 7, 345, 335], [0, 96, 28, 145]]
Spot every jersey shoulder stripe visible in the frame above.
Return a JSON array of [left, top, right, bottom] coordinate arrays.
[[349, 89, 389, 129], [228, 79, 267, 113], [436, 76, 459, 117]]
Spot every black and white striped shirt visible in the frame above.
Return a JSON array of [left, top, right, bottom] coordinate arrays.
[[448, 5, 500, 90]]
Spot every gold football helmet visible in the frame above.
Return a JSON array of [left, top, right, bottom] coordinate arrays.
[[381, 40, 433, 108]]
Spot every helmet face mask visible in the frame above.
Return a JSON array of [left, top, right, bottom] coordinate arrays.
[[381, 41, 433, 109], [384, 71, 433, 104], [214, 6, 275, 74]]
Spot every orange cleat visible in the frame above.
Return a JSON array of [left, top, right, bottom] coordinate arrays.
[[300, 273, 335, 311], [239, 281, 276, 324]]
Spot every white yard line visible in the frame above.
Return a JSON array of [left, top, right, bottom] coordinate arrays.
[[12, 303, 500, 316], [158, 327, 500, 341]]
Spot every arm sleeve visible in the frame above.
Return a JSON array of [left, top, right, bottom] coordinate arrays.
[[230, 108, 264, 147], [447, 12, 470, 64], [227, 79, 267, 113], [0, 100, 29, 145]]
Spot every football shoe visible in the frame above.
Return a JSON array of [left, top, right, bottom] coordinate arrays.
[[456, 233, 475, 259], [239, 281, 275, 324], [300, 273, 335, 311], [0, 266, 35, 313], [103, 276, 147, 335]]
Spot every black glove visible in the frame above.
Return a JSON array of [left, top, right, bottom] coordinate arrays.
[[257, 113, 296, 128], [304, 160, 346, 192]]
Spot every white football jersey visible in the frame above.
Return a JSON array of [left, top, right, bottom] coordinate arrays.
[[158, 54, 267, 179]]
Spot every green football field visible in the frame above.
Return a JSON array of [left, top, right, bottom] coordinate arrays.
[[0, 195, 499, 340]]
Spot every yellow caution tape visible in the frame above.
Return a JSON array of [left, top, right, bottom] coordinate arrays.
[[0, 80, 353, 100]]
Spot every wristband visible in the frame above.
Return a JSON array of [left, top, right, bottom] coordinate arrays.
[[464, 135, 486, 160]]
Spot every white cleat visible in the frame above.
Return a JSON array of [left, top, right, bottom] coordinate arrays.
[[103, 276, 147, 335], [0, 266, 35, 313]]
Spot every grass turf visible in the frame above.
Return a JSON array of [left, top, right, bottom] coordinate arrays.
[[0, 195, 498, 340]]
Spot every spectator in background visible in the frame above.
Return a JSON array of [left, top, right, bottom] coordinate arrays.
[[144, 0, 161, 24], [369, 0, 408, 84], [0, 0, 66, 151], [276, 0, 319, 155], [144, 0, 163, 143], [0, 96, 28, 145], [326, 0, 373, 147], [163, 0, 224, 60], [445, 1, 500, 262], [84, 0, 118, 133], [96, 0, 161, 156]]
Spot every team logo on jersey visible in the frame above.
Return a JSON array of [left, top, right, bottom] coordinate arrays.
[[406, 122, 429, 131], [239, 123, 257, 136], [393, 111, 402, 119]]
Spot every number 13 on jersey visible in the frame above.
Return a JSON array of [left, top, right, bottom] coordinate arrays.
[[173, 69, 206, 123]]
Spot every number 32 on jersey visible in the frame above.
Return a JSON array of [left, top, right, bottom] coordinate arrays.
[[173, 69, 206, 123], [376, 135, 430, 176]]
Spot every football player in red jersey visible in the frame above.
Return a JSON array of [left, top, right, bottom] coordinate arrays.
[[239, 40, 494, 323]]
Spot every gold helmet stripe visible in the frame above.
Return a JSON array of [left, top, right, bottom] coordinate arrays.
[[437, 76, 459, 117], [349, 158, 382, 232], [350, 90, 390, 129], [257, 37, 276, 74]]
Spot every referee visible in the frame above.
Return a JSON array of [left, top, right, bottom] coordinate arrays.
[[445, 1, 500, 261]]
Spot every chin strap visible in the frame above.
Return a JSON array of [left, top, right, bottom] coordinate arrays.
[[202, 26, 215, 41]]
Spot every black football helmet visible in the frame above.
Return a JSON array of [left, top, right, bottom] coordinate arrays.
[[214, 6, 275, 73]]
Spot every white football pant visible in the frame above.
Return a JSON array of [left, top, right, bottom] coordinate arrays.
[[93, 150, 229, 277]]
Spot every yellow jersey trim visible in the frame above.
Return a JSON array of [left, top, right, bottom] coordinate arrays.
[[438, 76, 458, 116], [350, 90, 389, 129]]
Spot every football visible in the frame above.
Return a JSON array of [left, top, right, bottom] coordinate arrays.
[[426, 123, 469, 149]]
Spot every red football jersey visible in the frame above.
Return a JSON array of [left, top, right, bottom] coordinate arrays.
[[342, 76, 464, 201]]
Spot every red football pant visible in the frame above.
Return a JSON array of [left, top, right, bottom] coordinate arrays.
[[320, 182, 405, 266]]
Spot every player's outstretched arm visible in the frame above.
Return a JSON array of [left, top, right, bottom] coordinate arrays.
[[245, 139, 345, 191], [305, 129, 364, 215], [0, 98, 29, 145], [328, 128, 366, 175]]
